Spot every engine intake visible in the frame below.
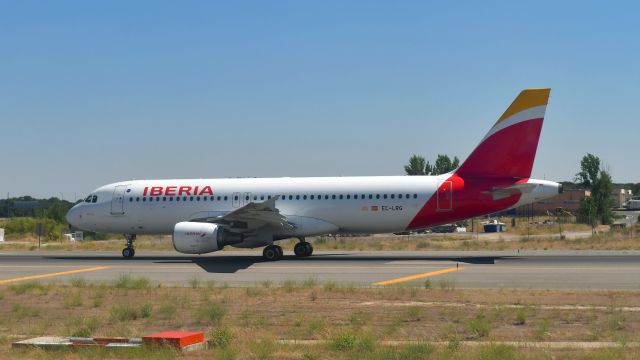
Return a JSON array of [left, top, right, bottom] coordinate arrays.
[[172, 222, 243, 254]]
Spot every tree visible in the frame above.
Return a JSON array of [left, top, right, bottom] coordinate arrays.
[[404, 155, 426, 175], [405, 154, 460, 176], [432, 154, 460, 175], [575, 153, 600, 189], [575, 154, 614, 225]]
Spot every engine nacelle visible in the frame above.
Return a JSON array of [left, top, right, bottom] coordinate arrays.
[[172, 222, 243, 254]]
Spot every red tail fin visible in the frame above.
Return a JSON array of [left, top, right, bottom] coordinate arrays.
[[456, 88, 550, 179]]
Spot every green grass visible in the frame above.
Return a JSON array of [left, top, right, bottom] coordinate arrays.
[[9, 281, 47, 295], [114, 274, 152, 289], [467, 313, 491, 339], [11, 303, 41, 318], [64, 290, 83, 308], [65, 316, 101, 337], [209, 328, 234, 348], [196, 302, 226, 325], [110, 303, 152, 322]]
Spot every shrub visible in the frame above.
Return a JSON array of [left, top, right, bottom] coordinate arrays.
[[10, 281, 46, 295], [467, 313, 491, 338], [514, 307, 527, 325], [209, 328, 234, 348], [66, 316, 100, 337], [110, 303, 152, 322], [11, 304, 40, 318], [114, 274, 151, 289], [197, 302, 226, 325]]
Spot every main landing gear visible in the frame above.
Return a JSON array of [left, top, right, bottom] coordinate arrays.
[[262, 244, 283, 261], [122, 234, 136, 259], [261, 237, 314, 261], [294, 237, 313, 257]]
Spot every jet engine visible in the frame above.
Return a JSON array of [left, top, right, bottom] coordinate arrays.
[[172, 222, 243, 254]]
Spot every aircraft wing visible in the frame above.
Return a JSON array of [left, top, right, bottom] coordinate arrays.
[[195, 196, 294, 232], [484, 182, 538, 201]]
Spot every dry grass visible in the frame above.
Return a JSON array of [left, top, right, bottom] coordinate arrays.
[[2, 280, 640, 358]]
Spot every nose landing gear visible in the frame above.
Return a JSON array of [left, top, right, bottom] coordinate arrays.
[[122, 234, 136, 258]]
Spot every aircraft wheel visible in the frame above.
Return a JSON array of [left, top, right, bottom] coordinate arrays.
[[262, 245, 281, 261], [294, 242, 313, 257], [294, 242, 306, 257], [122, 247, 135, 258], [304, 242, 313, 256]]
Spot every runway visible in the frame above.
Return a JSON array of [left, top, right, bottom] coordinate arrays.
[[1, 250, 639, 290]]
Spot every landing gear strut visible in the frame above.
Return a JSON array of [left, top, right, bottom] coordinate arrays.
[[294, 237, 313, 257], [122, 234, 136, 258], [263, 244, 283, 261]]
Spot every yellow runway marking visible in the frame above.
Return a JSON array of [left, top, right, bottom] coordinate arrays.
[[373, 267, 463, 286], [0, 266, 110, 284]]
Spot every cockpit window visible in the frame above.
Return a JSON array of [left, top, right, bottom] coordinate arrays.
[[91, 195, 97, 203], [85, 195, 92, 203]]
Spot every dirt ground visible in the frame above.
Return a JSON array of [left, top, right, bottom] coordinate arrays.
[[2, 278, 640, 359]]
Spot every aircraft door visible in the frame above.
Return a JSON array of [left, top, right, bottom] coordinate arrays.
[[111, 185, 127, 215], [437, 181, 453, 212]]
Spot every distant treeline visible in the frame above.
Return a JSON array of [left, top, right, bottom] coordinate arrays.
[[0, 196, 74, 223]]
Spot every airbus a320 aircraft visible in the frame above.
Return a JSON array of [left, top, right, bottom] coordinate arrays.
[[67, 88, 561, 260]]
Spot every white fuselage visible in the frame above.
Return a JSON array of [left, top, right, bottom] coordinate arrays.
[[66, 175, 560, 238]]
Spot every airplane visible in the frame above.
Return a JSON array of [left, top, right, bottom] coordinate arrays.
[[66, 88, 561, 260]]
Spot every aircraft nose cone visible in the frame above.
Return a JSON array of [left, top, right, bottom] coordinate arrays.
[[66, 207, 80, 228]]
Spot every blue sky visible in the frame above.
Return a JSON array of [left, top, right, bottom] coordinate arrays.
[[1, 1, 638, 199]]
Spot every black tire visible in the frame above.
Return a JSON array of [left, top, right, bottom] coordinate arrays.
[[294, 242, 307, 257], [122, 247, 134, 258], [262, 246, 279, 261], [274, 245, 283, 258], [304, 242, 313, 256]]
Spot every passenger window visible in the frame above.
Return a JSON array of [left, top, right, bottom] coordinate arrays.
[[217, 196, 221, 201], [353, 195, 357, 199], [361, 194, 365, 199], [399, 194, 403, 199], [210, 196, 214, 201], [289, 195, 293, 200], [303, 195, 307, 200], [190, 196, 194, 201], [268, 195, 272, 199], [261, 195, 264, 200], [332, 195, 336, 199], [203, 196, 207, 201], [369, 194, 373, 199], [176, 197, 180, 202], [406, 194, 410, 198], [413, 194, 418, 199], [339, 195, 343, 200], [136, 197, 140, 202], [129, 198, 133, 202], [325, 195, 329, 200], [163, 197, 167, 201], [346, 195, 350, 199], [383, 194, 387, 199], [310, 195, 314, 200], [149, 197, 153, 202], [183, 196, 187, 201], [376, 194, 380, 199], [196, 196, 200, 201], [224, 196, 228, 201], [391, 194, 395, 199], [169, 197, 173, 202], [296, 195, 300, 200], [143, 197, 147, 202]]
